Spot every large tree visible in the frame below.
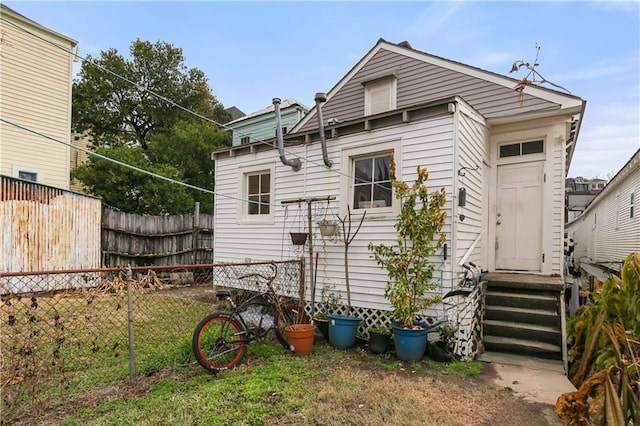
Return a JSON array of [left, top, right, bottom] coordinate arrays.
[[72, 39, 231, 214], [73, 39, 229, 149]]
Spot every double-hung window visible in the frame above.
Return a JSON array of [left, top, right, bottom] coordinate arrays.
[[247, 171, 270, 216], [341, 140, 399, 217], [353, 154, 392, 209], [239, 163, 275, 224]]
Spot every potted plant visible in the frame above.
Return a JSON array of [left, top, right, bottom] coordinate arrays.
[[368, 324, 391, 354], [317, 218, 338, 237], [368, 161, 447, 362], [328, 205, 366, 349], [313, 285, 342, 341]]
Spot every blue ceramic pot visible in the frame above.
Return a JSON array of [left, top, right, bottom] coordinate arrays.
[[327, 313, 361, 349], [391, 324, 429, 362]]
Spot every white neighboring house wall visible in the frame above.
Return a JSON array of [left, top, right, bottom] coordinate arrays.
[[566, 149, 640, 272], [0, 5, 77, 190]]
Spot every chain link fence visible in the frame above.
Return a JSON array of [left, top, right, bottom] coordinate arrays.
[[0, 259, 303, 423]]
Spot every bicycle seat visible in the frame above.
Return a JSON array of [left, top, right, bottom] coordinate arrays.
[[215, 288, 237, 299]]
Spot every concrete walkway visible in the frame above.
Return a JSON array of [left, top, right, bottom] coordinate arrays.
[[479, 351, 576, 406]]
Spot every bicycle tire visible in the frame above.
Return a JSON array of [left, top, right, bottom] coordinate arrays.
[[275, 304, 310, 349], [192, 313, 246, 373]]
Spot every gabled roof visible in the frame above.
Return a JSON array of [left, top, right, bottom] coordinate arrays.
[[292, 38, 584, 133], [227, 98, 308, 127]]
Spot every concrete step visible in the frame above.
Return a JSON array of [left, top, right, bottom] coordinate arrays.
[[485, 291, 559, 311], [484, 319, 561, 346], [484, 335, 562, 360], [485, 305, 560, 327]]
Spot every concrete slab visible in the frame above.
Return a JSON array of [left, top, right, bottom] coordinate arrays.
[[479, 351, 576, 406]]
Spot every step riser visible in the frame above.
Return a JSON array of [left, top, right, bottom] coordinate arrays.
[[485, 295, 558, 311], [483, 341, 562, 360], [484, 309, 560, 327], [484, 324, 561, 346]]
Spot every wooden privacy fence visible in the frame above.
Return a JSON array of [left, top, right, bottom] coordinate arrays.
[[102, 205, 214, 267]]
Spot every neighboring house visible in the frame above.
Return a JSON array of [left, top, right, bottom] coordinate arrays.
[[224, 106, 246, 122], [226, 98, 308, 146], [0, 4, 77, 190], [566, 149, 639, 280], [565, 176, 607, 222], [69, 132, 91, 193], [212, 39, 586, 360]]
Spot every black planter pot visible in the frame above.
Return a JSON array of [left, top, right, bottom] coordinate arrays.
[[369, 331, 391, 354], [314, 317, 329, 341]]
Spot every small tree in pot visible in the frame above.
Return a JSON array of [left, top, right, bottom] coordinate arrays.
[[368, 161, 446, 361]]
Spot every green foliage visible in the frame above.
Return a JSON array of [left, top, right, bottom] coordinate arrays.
[[72, 39, 231, 214], [368, 161, 447, 328], [558, 252, 640, 424], [73, 39, 229, 149]]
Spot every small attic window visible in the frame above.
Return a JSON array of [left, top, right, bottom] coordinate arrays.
[[364, 76, 397, 116]]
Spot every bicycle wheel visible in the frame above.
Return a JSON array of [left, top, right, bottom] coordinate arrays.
[[275, 304, 310, 349], [192, 313, 246, 373]]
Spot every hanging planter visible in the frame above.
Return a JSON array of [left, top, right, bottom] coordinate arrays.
[[317, 220, 337, 237], [290, 232, 308, 246]]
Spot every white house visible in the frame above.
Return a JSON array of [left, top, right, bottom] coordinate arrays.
[[212, 40, 585, 358], [566, 149, 639, 279]]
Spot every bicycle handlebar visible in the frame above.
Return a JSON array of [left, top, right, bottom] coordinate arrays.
[[236, 262, 278, 284]]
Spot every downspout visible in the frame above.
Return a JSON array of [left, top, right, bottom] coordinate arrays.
[[273, 98, 301, 171], [314, 92, 333, 168]]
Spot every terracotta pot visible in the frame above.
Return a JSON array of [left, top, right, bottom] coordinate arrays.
[[285, 324, 316, 356]]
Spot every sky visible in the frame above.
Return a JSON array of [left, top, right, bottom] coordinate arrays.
[[4, 0, 639, 179]]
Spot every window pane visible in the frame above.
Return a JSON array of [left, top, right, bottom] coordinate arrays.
[[260, 173, 270, 193], [248, 175, 259, 195], [18, 171, 37, 182], [374, 156, 391, 182], [353, 185, 372, 209], [522, 140, 544, 155], [499, 143, 520, 158], [372, 181, 392, 208], [354, 159, 372, 184], [248, 195, 259, 215], [260, 195, 270, 215]]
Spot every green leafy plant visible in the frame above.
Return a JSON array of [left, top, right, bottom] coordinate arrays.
[[556, 251, 640, 425], [368, 161, 447, 328], [314, 285, 342, 320], [370, 325, 391, 335]]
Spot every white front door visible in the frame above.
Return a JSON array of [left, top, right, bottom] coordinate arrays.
[[495, 161, 543, 271]]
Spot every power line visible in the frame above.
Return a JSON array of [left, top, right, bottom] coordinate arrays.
[[1, 15, 393, 202]]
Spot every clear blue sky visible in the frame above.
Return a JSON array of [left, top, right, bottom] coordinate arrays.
[[6, 1, 639, 179]]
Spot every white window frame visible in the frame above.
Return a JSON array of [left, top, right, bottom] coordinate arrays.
[[13, 165, 40, 183], [340, 139, 401, 219], [238, 162, 275, 224], [364, 77, 397, 116]]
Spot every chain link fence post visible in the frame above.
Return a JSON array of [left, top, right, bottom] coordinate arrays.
[[126, 265, 136, 385]]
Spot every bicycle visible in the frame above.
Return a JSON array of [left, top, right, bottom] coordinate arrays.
[[192, 262, 309, 373]]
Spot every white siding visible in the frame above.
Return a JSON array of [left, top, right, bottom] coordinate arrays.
[[454, 104, 488, 272], [566, 152, 640, 269], [0, 12, 75, 190], [215, 114, 457, 311]]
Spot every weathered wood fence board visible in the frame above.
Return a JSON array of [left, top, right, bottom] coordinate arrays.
[[101, 207, 214, 267]]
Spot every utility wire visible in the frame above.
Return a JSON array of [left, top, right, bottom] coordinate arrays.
[[1, 16, 393, 200]]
